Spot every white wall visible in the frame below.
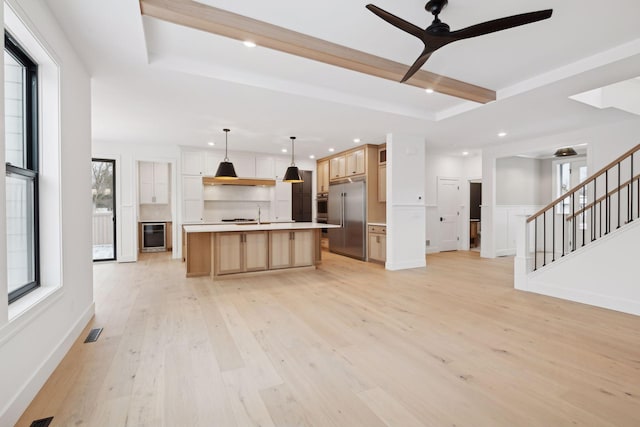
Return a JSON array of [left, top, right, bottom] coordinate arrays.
[[0, 1, 94, 425], [496, 157, 550, 205], [423, 151, 481, 253], [482, 118, 640, 258], [386, 133, 426, 270], [521, 220, 640, 316]]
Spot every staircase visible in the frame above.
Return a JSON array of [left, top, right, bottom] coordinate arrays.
[[514, 144, 640, 315]]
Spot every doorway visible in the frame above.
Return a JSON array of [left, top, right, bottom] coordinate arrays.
[[469, 181, 482, 251], [291, 170, 312, 222], [438, 177, 460, 252], [92, 158, 116, 261]]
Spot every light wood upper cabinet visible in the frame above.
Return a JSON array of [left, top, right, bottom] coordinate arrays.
[[378, 164, 386, 203], [317, 159, 329, 193], [139, 161, 169, 204], [328, 148, 365, 181], [346, 149, 365, 176], [330, 156, 346, 180]]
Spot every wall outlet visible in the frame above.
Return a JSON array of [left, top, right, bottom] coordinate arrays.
[[425, 240, 430, 246]]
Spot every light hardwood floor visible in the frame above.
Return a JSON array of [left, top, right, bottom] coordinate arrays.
[[18, 251, 640, 426]]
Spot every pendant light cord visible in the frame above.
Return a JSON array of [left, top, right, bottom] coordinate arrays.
[[290, 136, 296, 166], [223, 128, 230, 161]]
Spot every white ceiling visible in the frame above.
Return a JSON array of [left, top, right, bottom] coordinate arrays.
[[44, 0, 640, 158]]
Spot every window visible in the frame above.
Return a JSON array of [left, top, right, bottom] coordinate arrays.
[[555, 158, 587, 217], [5, 31, 39, 303]]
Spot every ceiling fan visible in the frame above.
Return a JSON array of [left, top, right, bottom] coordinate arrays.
[[366, 0, 552, 83]]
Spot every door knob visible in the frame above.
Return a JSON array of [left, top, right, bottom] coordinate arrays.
[[440, 217, 444, 222]]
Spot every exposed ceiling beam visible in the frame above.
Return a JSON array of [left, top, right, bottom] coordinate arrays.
[[139, 0, 496, 104]]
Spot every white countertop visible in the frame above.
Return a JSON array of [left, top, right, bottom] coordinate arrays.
[[183, 222, 340, 233], [368, 222, 386, 227]]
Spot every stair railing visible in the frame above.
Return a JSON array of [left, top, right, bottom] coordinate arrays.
[[525, 144, 639, 272]]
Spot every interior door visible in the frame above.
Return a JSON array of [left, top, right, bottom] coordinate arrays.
[[438, 177, 460, 252]]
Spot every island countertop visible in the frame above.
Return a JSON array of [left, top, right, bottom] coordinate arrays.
[[183, 222, 340, 233]]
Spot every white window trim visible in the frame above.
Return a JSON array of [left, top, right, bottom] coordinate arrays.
[[2, 1, 62, 324]]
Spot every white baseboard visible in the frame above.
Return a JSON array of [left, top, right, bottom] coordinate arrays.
[[524, 282, 640, 316], [386, 258, 427, 270], [0, 302, 95, 427], [496, 248, 516, 257]]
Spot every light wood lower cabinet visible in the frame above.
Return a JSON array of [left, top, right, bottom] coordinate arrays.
[[269, 230, 314, 269], [368, 225, 386, 263], [215, 231, 268, 276], [185, 228, 320, 278]]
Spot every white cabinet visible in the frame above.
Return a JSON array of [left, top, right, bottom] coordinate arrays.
[[231, 153, 256, 177], [182, 151, 204, 175], [204, 152, 223, 176], [182, 176, 203, 223], [273, 158, 292, 221], [139, 161, 169, 204]]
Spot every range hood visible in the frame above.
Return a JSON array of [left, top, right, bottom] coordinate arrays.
[[203, 176, 276, 187]]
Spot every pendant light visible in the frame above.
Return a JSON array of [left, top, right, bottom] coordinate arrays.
[[554, 147, 578, 157], [215, 128, 238, 179], [283, 136, 303, 183]]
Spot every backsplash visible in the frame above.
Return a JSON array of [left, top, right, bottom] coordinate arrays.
[[139, 204, 172, 221]]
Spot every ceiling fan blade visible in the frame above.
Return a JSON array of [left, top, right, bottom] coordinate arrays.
[[449, 9, 552, 41], [400, 47, 436, 83], [366, 4, 424, 39]]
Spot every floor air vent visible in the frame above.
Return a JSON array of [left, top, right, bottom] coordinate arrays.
[[84, 328, 103, 343], [30, 417, 53, 427]]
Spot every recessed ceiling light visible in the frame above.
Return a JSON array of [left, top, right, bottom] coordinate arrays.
[[328, 148, 335, 152], [207, 141, 215, 146], [243, 40, 256, 48], [425, 88, 434, 94], [281, 148, 287, 153], [353, 138, 360, 143], [462, 151, 469, 156], [498, 132, 507, 137], [309, 155, 315, 159]]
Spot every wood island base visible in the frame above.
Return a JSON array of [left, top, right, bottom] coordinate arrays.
[[183, 223, 334, 279]]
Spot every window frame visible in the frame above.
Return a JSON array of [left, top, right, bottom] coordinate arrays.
[[5, 30, 40, 304]]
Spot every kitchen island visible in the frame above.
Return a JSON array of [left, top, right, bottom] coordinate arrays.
[[182, 222, 339, 278]]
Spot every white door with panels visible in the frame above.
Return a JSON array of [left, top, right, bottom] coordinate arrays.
[[438, 177, 460, 252]]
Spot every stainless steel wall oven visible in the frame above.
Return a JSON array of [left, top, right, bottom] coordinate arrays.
[[317, 193, 328, 221]]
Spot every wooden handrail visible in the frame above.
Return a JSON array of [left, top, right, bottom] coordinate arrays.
[[566, 172, 640, 221], [527, 144, 640, 223]]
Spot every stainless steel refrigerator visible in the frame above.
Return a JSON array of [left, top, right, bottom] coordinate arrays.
[[328, 180, 366, 260]]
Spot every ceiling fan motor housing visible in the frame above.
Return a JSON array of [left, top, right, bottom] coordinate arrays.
[[426, 0, 448, 15]]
